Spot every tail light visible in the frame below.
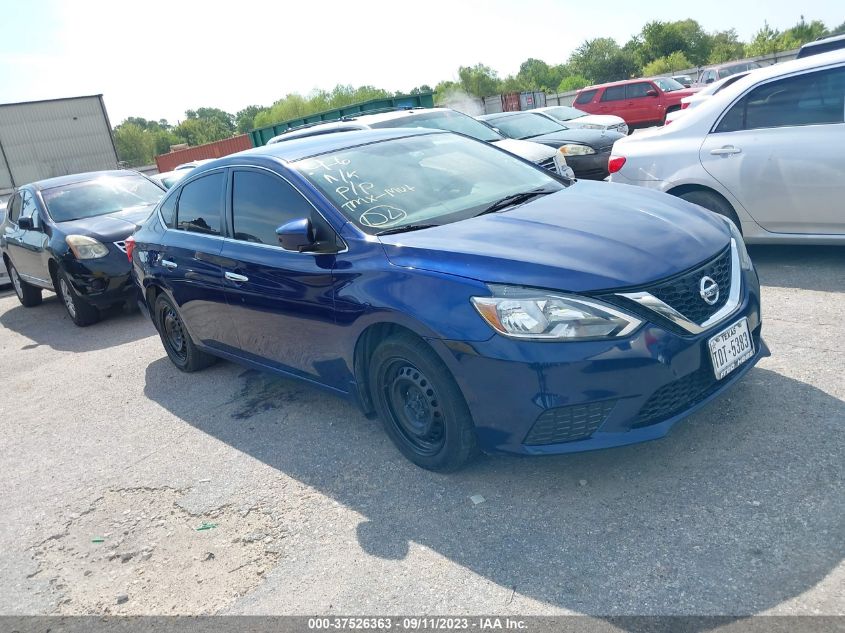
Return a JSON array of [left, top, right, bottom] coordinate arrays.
[[681, 102, 690, 109], [125, 235, 136, 263], [608, 156, 626, 174]]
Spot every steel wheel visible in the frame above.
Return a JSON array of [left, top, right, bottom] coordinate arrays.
[[10, 266, 23, 299], [161, 304, 187, 362], [59, 277, 76, 318], [382, 360, 445, 457]]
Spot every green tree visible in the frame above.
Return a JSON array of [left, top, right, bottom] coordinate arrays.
[[708, 29, 746, 63], [457, 63, 501, 97], [515, 59, 568, 92], [235, 105, 265, 134], [184, 107, 235, 136], [745, 21, 801, 56], [568, 38, 639, 84], [785, 16, 828, 44], [113, 123, 154, 167], [832, 21, 845, 35], [557, 75, 589, 92], [408, 85, 433, 95], [638, 19, 712, 66], [434, 80, 462, 105], [642, 51, 693, 76]]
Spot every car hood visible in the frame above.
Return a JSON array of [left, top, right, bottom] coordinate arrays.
[[491, 138, 557, 162], [525, 128, 624, 149], [56, 205, 156, 241], [378, 181, 730, 292], [572, 114, 625, 127]]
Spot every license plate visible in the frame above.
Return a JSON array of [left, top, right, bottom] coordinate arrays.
[[708, 318, 754, 380]]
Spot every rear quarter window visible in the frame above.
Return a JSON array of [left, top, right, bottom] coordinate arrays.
[[575, 89, 598, 105]]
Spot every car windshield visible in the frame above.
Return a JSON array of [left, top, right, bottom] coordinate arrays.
[[543, 106, 587, 121], [487, 113, 566, 139], [42, 175, 164, 222], [293, 133, 562, 235], [369, 110, 503, 143], [653, 78, 686, 92]]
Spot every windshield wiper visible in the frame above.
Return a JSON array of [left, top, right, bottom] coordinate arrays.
[[376, 223, 440, 236], [476, 188, 556, 216]]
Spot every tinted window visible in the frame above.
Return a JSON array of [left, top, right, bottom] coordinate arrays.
[[601, 86, 627, 101], [626, 82, 652, 98], [574, 89, 598, 105], [159, 192, 178, 228], [20, 192, 38, 225], [232, 170, 314, 245], [176, 172, 224, 235], [6, 194, 21, 223], [716, 66, 845, 132]]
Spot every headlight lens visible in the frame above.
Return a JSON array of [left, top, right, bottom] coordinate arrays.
[[579, 123, 604, 130], [66, 235, 109, 259], [558, 144, 596, 156], [723, 217, 752, 270], [471, 285, 642, 340]]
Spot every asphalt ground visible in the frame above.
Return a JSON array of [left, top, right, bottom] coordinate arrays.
[[0, 244, 842, 616]]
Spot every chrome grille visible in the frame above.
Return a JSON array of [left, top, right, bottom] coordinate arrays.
[[113, 241, 127, 253], [649, 246, 732, 324], [537, 157, 557, 172]]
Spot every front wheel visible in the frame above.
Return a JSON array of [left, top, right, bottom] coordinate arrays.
[[7, 261, 43, 307], [154, 294, 216, 372], [369, 333, 478, 472], [56, 269, 100, 326]]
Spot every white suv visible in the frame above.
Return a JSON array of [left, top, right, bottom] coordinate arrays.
[[609, 50, 845, 244]]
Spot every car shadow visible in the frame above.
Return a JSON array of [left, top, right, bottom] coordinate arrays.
[[144, 358, 843, 616], [0, 293, 154, 352], [749, 245, 845, 292]]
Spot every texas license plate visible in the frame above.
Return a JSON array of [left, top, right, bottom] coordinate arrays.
[[708, 317, 754, 380]]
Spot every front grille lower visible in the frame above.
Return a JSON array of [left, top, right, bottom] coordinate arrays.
[[632, 365, 718, 428], [524, 400, 616, 445], [537, 157, 557, 172]]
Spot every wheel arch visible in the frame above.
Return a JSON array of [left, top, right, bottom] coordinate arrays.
[[666, 183, 742, 226]]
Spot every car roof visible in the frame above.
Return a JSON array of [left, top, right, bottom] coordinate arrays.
[[580, 77, 670, 91], [716, 48, 845, 93], [196, 128, 442, 168], [799, 32, 845, 52], [25, 170, 142, 192], [477, 111, 535, 121]]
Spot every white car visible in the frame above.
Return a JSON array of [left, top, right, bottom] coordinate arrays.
[[534, 105, 628, 135], [608, 49, 845, 244], [664, 72, 752, 125]]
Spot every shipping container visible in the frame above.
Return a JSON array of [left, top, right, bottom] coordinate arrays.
[[501, 92, 521, 112], [0, 95, 118, 196], [249, 92, 435, 147], [519, 91, 547, 110], [154, 135, 252, 173]]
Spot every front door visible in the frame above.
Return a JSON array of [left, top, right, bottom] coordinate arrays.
[[6, 191, 50, 284], [220, 168, 346, 389], [700, 64, 845, 234]]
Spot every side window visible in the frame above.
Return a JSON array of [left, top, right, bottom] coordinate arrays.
[[6, 193, 22, 223], [626, 82, 652, 99], [574, 89, 597, 105], [176, 172, 224, 235], [601, 86, 627, 101], [231, 170, 316, 246], [715, 66, 845, 133], [159, 192, 178, 229]]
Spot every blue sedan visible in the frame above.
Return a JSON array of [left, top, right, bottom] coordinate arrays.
[[129, 128, 767, 471]]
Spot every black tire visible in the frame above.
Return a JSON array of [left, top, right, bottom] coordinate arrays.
[[154, 293, 216, 372], [56, 269, 100, 327], [369, 333, 478, 472], [7, 260, 43, 307], [678, 189, 742, 232]]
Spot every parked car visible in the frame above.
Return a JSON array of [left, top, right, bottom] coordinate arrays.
[[131, 128, 766, 471], [608, 50, 845, 243], [0, 170, 165, 325], [695, 61, 762, 86], [664, 72, 752, 125], [174, 159, 213, 171], [797, 32, 845, 58], [574, 77, 699, 128], [266, 107, 574, 178], [150, 169, 190, 190], [534, 105, 628, 135], [672, 74, 695, 87], [0, 201, 8, 286], [478, 111, 624, 179]]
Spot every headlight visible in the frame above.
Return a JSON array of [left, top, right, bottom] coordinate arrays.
[[558, 144, 596, 156], [579, 123, 604, 130], [66, 235, 109, 259], [471, 285, 642, 341], [722, 217, 752, 270]]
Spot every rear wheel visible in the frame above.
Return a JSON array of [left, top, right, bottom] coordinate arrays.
[[154, 294, 216, 372], [369, 333, 477, 472], [7, 261, 42, 307], [678, 190, 741, 232], [56, 269, 100, 326]]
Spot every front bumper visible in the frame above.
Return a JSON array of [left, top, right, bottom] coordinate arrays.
[[61, 249, 135, 308], [430, 265, 766, 456], [567, 150, 611, 180]]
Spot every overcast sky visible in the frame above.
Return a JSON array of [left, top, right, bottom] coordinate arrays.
[[0, 0, 841, 125]]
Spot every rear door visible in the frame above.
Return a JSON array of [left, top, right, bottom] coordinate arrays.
[[219, 167, 346, 388], [159, 169, 236, 349], [597, 85, 629, 121], [700, 64, 845, 234]]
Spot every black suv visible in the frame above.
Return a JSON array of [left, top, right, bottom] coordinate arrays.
[[1, 170, 164, 326]]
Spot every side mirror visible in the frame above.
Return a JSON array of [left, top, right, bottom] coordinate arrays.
[[18, 216, 34, 230], [276, 217, 316, 252], [646, 89, 658, 97]]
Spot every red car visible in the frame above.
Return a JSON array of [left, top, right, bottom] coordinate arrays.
[[574, 78, 700, 129]]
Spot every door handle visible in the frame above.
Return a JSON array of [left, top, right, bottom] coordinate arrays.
[[225, 271, 249, 283], [710, 146, 742, 156], [161, 259, 177, 269]]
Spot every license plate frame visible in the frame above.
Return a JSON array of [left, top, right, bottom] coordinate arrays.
[[708, 317, 754, 380]]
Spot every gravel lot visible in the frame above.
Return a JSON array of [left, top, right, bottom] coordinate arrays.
[[0, 245, 842, 616]]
